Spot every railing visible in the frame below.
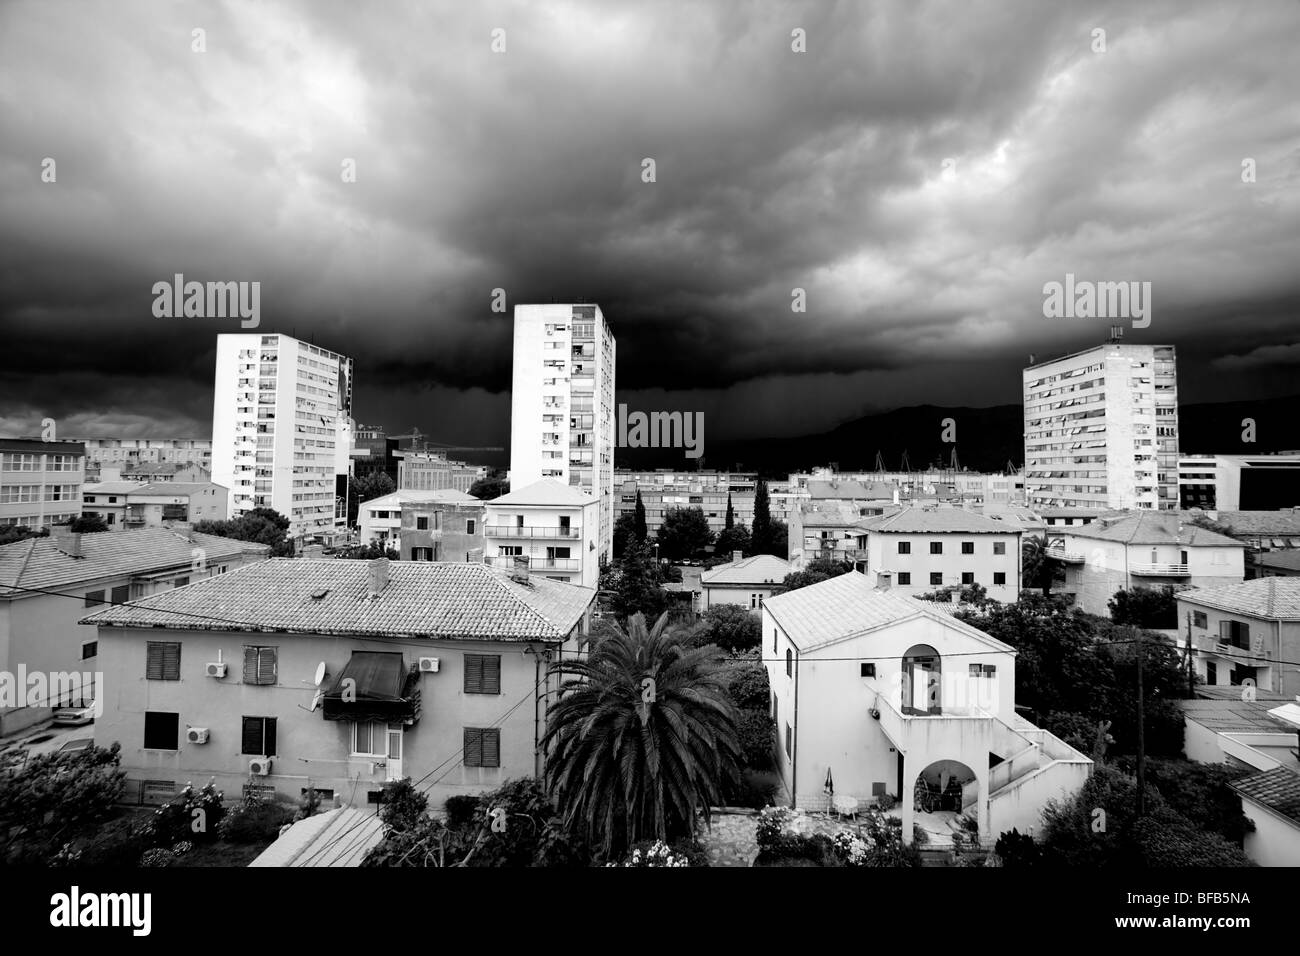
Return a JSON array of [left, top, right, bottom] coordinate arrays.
[[1130, 563, 1189, 576], [484, 525, 580, 538], [1045, 547, 1085, 563], [487, 556, 580, 571]]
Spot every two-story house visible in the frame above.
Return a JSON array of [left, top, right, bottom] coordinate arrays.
[[858, 506, 1023, 603], [762, 570, 1090, 845], [82, 481, 230, 529], [357, 489, 480, 549], [1054, 511, 1245, 617], [1175, 578, 1300, 697], [82, 557, 594, 808], [700, 553, 791, 612], [483, 479, 600, 588], [0, 526, 268, 734]]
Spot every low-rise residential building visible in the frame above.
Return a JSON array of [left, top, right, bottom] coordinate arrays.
[[82, 481, 230, 529], [858, 507, 1024, 602], [1054, 511, 1246, 617], [399, 497, 485, 563], [82, 557, 593, 808], [762, 571, 1091, 845], [613, 470, 804, 540], [700, 553, 791, 612], [396, 450, 486, 493], [1175, 578, 1300, 698], [1, 438, 86, 531], [1210, 509, 1300, 553], [483, 480, 600, 588], [789, 500, 870, 570], [79, 438, 212, 483], [358, 489, 480, 550], [1230, 767, 1300, 868], [0, 526, 269, 735], [1252, 551, 1300, 578]]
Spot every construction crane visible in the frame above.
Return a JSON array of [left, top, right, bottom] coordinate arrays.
[[390, 427, 503, 453]]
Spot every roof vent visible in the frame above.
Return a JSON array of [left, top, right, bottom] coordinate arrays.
[[366, 557, 389, 598], [875, 571, 892, 591], [510, 555, 530, 584]]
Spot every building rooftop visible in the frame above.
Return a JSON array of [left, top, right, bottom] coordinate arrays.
[[701, 554, 791, 587], [0, 528, 267, 597], [1253, 551, 1300, 572], [1230, 768, 1300, 826], [858, 506, 1018, 535], [133, 482, 226, 496], [489, 479, 595, 508], [249, 807, 384, 867], [1178, 697, 1297, 734], [1215, 510, 1300, 537], [1178, 578, 1300, 621], [84, 481, 147, 495], [1071, 511, 1243, 547], [361, 489, 479, 510], [81, 557, 593, 642], [762, 570, 1015, 654], [800, 500, 867, 527], [807, 479, 896, 500]]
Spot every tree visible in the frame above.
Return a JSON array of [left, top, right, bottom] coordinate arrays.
[[0, 742, 126, 864], [710, 525, 752, 566], [724, 494, 735, 531], [693, 603, 762, 652], [64, 514, 108, 533], [468, 474, 509, 501], [1022, 534, 1065, 595], [779, 556, 853, 593], [354, 470, 396, 503], [0, 526, 46, 547], [612, 512, 638, 558], [1109, 586, 1178, 629], [336, 542, 399, 560], [193, 506, 294, 556], [762, 519, 788, 559], [751, 481, 772, 554], [611, 539, 668, 620], [656, 506, 713, 560], [633, 491, 648, 543], [542, 611, 742, 856]]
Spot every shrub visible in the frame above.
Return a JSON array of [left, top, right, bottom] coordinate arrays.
[[723, 769, 780, 809], [379, 779, 428, 832], [697, 604, 762, 652], [139, 848, 175, 867], [735, 711, 778, 771], [1114, 757, 1255, 844], [146, 780, 225, 847], [726, 663, 771, 711], [994, 829, 1042, 867], [217, 801, 294, 844], [1130, 810, 1253, 867], [608, 839, 699, 867], [444, 794, 480, 829]]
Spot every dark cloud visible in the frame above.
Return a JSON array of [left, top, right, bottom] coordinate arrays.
[[1, 0, 1297, 442]]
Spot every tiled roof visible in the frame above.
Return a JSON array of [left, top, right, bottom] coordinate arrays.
[[81, 558, 593, 642], [1071, 511, 1242, 547], [1253, 551, 1300, 572], [858, 506, 1017, 535], [489, 479, 595, 507], [762, 570, 1015, 653], [1178, 578, 1300, 621], [1178, 698, 1297, 733], [0, 529, 268, 597], [701, 554, 791, 587], [1217, 511, 1300, 536], [1230, 768, 1300, 825]]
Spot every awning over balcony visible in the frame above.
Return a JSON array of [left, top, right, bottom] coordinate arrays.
[[322, 651, 422, 724]]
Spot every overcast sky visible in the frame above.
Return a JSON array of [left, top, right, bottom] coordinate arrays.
[[1, 0, 1297, 447]]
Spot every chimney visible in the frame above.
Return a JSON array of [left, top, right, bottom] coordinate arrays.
[[732, 550, 743, 564], [511, 554, 530, 584], [892, 487, 900, 506], [51, 524, 83, 558], [168, 521, 195, 542], [875, 571, 892, 591], [950, 589, 961, 605], [366, 557, 390, 597]]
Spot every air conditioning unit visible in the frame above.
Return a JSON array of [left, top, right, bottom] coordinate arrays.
[[419, 657, 440, 673], [205, 662, 227, 678], [186, 727, 209, 745], [248, 757, 273, 776]]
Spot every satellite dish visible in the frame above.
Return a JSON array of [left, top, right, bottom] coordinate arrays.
[[309, 690, 324, 712], [313, 662, 327, 686]]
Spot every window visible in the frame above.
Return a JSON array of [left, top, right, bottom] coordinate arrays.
[[785, 648, 793, 677], [411, 547, 433, 561], [143, 712, 179, 750], [1220, 620, 1250, 650], [243, 646, 278, 685], [241, 717, 277, 756], [146, 642, 181, 680], [352, 720, 392, 757], [81, 641, 97, 660], [860, 662, 876, 678], [466, 518, 476, 535], [750, 593, 762, 609], [968, 664, 996, 677], [961, 572, 975, 585], [85, 589, 105, 607], [993, 542, 1006, 556], [464, 654, 502, 694], [464, 728, 501, 768], [897, 572, 911, 585], [1193, 610, 1207, 629], [784, 724, 792, 759], [961, 541, 975, 555], [993, 572, 1006, 586], [898, 541, 911, 555], [173, 576, 189, 588], [110, 584, 129, 604], [930, 541, 943, 555], [416, 516, 429, 531], [929, 573, 943, 586]]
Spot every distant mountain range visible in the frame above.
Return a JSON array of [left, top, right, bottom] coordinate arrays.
[[613, 393, 1300, 477]]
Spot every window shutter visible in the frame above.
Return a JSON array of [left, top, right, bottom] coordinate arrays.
[[265, 718, 277, 756], [244, 646, 258, 683], [162, 642, 180, 680], [146, 643, 164, 680], [464, 728, 483, 767], [483, 729, 500, 768], [465, 656, 482, 693], [483, 656, 501, 694], [111, 585, 130, 605], [242, 717, 262, 755], [257, 648, 277, 685]]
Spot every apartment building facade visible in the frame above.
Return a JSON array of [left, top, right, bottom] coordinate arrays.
[[0, 439, 86, 531], [1175, 579, 1300, 698], [399, 499, 485, 564], [509, 304, 616, 563], [1023, 343, 1179, 511], [82, 481, 230, 529], [356, 489, 481, 553], [483, 479, 600, 589], [80, 439, 212, 482], [82, 558, 593, 808], [396, 450, 485, 493], [211, 333, 354, 538], [613, 470, 804, 540], [1179, 454, 1300, 511]]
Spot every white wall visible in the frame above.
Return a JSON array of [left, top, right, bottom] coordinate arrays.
[[1240, 802, 1300, 867]]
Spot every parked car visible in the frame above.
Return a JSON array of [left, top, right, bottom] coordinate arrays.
[[52, 701, 96, 726], [57, 737, 94, 754]]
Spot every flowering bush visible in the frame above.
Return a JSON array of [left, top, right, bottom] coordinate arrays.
[[831, 829, 873, 866], [139, 848, 175, 867], [171, 840, 193, 856], [607, 840, 690, 867], [148, 779, 225, 846]]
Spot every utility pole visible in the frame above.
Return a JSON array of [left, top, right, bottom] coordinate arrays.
[[1185, 611, 1195, 698], [1135, 625, 1146, 817]]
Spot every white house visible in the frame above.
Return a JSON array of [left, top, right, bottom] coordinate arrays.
[[1230, 768, 1300, 867], [1052, 511, 1245, 617], [483, 479, 600, 588], [761, 570, 1091, 846], [358, 489, 479, 548], [700, 553, 791, 612], [1174, 578, 1300, 698]]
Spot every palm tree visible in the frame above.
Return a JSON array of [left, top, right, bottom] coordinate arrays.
[[541, 612, 741, 858], [1022, 533, 1064, 595]]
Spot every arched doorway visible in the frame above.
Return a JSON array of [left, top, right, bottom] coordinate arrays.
[[902, 644, 941, 715], [912, 759, 978, 845]]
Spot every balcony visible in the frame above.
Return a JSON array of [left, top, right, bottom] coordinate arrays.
[[1130, 563, 1189, 576], [487, 556, 580, 571], [1045, 546, 1085, 563], [485, 525, 580, 539]]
